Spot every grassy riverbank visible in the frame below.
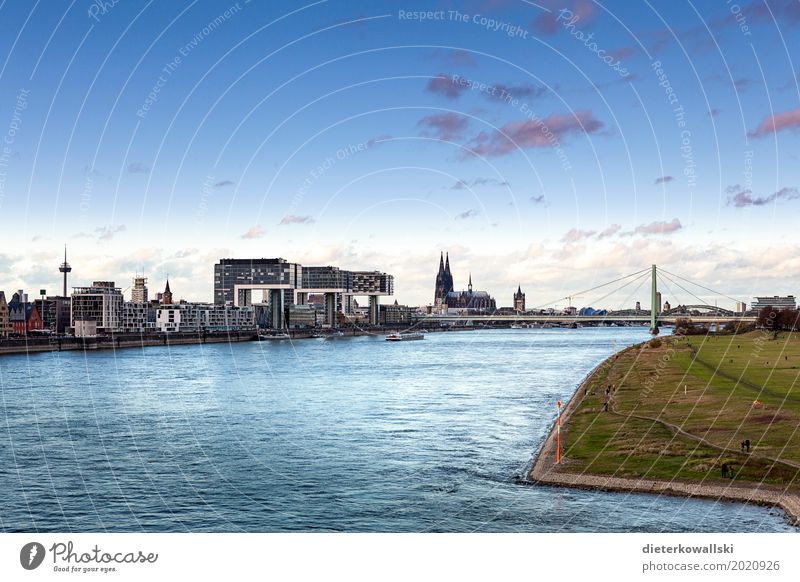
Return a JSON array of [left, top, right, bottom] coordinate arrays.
[[529, 330, 800, 523]]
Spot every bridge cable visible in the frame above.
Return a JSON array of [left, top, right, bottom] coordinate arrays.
[[657, 271, 716, 308], [659, 268, 745, 305], [591, 269, 651, 311], [528, 267, 650, 310]]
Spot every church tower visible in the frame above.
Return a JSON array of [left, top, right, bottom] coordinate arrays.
[[514, 284, 526, 313], [162, 279, 173, 305], [444, 252, 454, 294], [434, 252, 447, 303]]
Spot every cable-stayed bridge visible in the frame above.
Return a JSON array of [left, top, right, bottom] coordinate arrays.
[[425, 265, 756, 334]]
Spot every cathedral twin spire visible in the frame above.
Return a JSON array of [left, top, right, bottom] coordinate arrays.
[[434, 251, 454, 302]]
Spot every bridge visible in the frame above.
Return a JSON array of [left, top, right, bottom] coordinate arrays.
[[424, 265, 756, 334]]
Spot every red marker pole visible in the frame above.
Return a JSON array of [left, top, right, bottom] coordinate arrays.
[[556, 400, 562, 464]]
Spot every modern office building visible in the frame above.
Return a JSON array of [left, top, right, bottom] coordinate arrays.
[[213, 257, 393, 328], [34, 296, 71, 334], [751, 295, 797, 312], [214, 258, 302, 306], [71, 281, 124, 334]]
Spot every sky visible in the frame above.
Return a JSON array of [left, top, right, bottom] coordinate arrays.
[[1, 0, 799, 310]]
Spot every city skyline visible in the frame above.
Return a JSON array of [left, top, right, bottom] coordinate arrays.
[[2, 244, 789, 314], [1, 1, 799, 307]]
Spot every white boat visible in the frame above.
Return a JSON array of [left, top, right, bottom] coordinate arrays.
[[259, 333, 291, 340], [510, 324, 522, 329], [385, 332, 424, 341]]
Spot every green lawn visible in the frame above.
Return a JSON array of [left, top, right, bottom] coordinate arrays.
[[560, 331, 800, 489]]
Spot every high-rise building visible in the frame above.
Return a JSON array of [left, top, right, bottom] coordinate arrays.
[[214, 258, 302, 306], [132, 277, 148, 303], [213, 257, 393, 328], [513, 285, 526, 313]]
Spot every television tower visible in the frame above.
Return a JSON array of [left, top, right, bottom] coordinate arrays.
[[58, 246, 71, 297]]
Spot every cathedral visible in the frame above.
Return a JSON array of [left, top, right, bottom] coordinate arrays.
[[434, 252, 497, 313]]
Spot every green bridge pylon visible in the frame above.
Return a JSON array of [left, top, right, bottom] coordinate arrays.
[[650, 264, 660, 335]]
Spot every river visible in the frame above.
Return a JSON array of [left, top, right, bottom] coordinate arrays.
[[0, 327, 793, 532]]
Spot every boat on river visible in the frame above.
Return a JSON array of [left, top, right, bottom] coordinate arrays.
[[385, 332, 424, 341]]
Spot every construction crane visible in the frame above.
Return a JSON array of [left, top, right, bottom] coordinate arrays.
[[566, 295, 584, 308]]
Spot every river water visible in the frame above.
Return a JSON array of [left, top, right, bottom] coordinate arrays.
[[0, 327, 793, 532]]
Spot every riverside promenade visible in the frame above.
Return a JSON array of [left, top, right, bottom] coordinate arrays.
[[527, 345, 800, 527]]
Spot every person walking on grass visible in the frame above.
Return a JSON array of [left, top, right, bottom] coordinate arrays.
[[721, 463, 728, 478], [745, 439, 750, 452]]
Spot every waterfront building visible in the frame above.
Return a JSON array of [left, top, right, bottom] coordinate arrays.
[[663, 300, 671, 313], [0, 291, 10, 337], [122, 301, 154, 333], [71, 282, 124, 334], [752, 295, 797, 312], [286, 304, 316, 329], [213, 257, 393, 328], [381, 301, 416, 325], [635, 301, 641, 311], [736, 301, 748, 314], [132, 276, 148, 303], [156, 302, 255, 333], [7, 291, 43, 335], [656, 292, 662, 314], [513, 285, 526, 313], [214, 258, 302, 306], [34, 296, 71, 334]]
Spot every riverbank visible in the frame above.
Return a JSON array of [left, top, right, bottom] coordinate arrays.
[[0, 324, 480, 356], [528, 332, 800, 527]]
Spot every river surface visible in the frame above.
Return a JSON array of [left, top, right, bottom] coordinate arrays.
[[0, 327, 793, 532]]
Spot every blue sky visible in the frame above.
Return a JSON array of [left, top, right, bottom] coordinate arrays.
[[1, 0, 799, 308]]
